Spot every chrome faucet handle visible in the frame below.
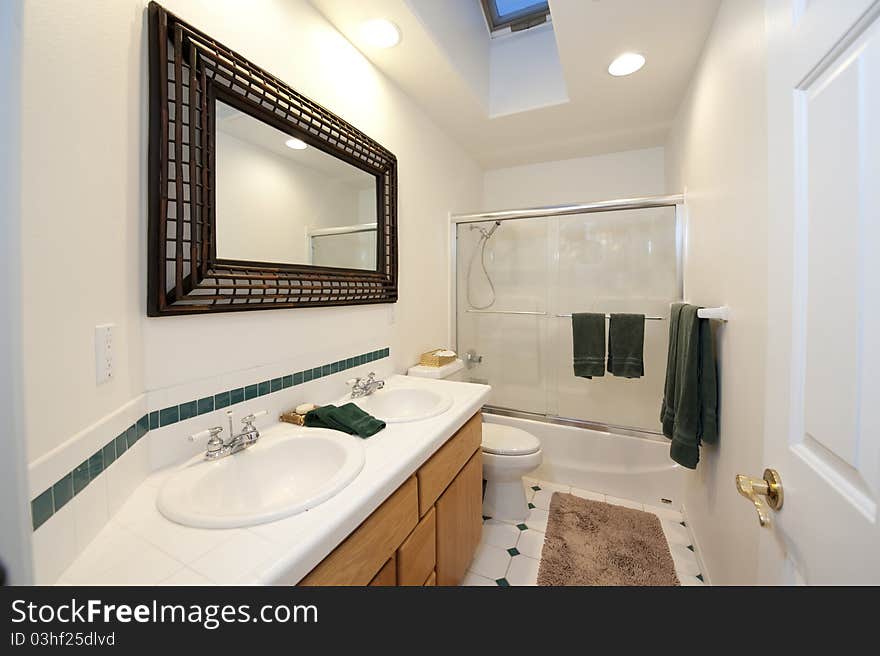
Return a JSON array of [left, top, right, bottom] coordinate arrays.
[[240, 409, 269, 426], [187, 426, 224, 442], [240, 410, 268, 442], [188, 426, 225, 459]]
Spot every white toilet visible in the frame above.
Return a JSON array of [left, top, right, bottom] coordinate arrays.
[[480, 422, 542, 520], [407, 358, 543, 521]]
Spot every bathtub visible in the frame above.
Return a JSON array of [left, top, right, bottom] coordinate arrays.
[[483, 412, 684, 509]]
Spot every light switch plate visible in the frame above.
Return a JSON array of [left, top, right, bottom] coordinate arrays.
[[95, 324, 114, 384]]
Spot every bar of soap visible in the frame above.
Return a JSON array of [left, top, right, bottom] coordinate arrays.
[[296, 403, 318, 415]]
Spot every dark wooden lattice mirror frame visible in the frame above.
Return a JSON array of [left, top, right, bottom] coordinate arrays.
[[147, 2, 398, 316]]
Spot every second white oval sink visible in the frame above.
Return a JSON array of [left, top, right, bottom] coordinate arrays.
[[157, 425, 364, 529], [343, 386, 453, 423]]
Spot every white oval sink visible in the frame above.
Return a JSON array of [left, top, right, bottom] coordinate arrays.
[[157, 426, 364, 529], [343, 386, 453, 423]]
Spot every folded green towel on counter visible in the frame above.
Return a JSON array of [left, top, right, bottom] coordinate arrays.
[[304, 403, 386, 438], [572, 312, 606, 379]]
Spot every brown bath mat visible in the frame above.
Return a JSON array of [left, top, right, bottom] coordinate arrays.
[[537, 493, 679, 586]]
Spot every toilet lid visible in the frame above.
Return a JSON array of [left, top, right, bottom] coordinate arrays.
[[481, 423, 541, 456]]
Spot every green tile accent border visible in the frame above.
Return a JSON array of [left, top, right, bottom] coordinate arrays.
[[29, 347, 391, 531]]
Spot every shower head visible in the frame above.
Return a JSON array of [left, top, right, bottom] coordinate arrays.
[[471, 220, 502, 240]]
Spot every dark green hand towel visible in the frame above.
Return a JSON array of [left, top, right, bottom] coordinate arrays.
[[304, 403, 386, 438], [668, 305, 718, 469], [607, 314, 645, 378], [660, 303, 686, 437], [572, 313, 606, 379]]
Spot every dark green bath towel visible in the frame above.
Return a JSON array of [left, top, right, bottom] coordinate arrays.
[[572, 312, 606, 378], [663, 304, 718, 469], [304, 403, 386, 438], [660, 303, 686, 436], [607, 314, 645, 378]]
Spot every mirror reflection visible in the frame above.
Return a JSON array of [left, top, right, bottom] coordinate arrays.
[[215, 101, 378, 270]]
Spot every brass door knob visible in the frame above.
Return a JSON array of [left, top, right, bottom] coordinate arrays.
[[735, 468, 783, 527]]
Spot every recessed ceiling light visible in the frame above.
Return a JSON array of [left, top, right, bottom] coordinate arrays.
[[285, 137, 307, 150], [360, 19, 401, 48], [608, 52, 646, 77]]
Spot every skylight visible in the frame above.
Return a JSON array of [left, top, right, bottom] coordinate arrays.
[[480, 0, 550, 33]]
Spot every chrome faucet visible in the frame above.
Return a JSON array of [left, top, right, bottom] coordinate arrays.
[[347, 372, 385, 398], [188, 409, 268, 461]]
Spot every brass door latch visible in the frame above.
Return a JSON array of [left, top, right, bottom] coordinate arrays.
[[735, 468, 783, 527]]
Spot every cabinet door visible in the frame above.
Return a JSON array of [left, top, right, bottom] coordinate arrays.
[[300, 477, 418, 586], [417, 413, 482, 516], [369, 557, 396, 586], [397, 507, 436, 586], [435, 450, 482, 586]]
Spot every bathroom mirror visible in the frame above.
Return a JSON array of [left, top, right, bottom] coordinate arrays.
[[147, 2, 397, 316], [215, 102, 378, 271]]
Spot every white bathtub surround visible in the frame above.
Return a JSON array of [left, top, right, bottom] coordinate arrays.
[[462, 478, 704, 586], [483, 414, 684, 509], [57, 376, 490, 585]]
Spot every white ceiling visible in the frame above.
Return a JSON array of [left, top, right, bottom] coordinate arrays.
[[309, 0, 721, 169]]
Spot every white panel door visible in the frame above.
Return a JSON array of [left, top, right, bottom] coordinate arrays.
[[762, 0, 880, 583]]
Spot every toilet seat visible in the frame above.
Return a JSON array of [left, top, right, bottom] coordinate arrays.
[[481, 423, 541, 456]]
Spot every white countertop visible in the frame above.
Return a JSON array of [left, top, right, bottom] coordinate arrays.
[[57, 375, 490, 586]]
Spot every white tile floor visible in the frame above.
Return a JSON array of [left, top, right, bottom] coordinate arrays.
[[462, 477, 705, 587]]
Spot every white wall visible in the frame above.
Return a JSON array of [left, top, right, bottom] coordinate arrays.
[[489, 24, 568, 118], [406, 0, 490, 105], [664, 0, 769, 585], [0, 0, 34, 585], [482, 146, 666, 210], [18, 0, 481, 467], [21, 0, 148, 466], [142, 0, 482, 394], [19, 0, 481, 583]]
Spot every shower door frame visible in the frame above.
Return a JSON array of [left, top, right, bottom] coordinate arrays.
[[449, 194, 686, 440]]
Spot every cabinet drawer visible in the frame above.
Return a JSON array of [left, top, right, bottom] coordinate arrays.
[[417, 412, 481, 516], [396, 507, 436, 586], [300, 477, 418, 586], [369, 557, 397, 587]]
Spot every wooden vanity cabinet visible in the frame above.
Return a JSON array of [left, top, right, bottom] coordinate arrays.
[[435, 450, 483, 586], [300, 412, 483, 586]]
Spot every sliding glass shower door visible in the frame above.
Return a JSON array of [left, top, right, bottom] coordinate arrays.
[[455, 205, 680, 434], [455, 216, 552, 414]]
